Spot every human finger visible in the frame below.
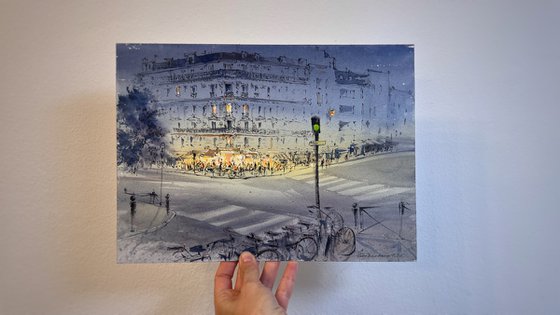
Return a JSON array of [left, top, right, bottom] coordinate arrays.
[[275, 261, 299, 310], [237, 252, 260, 288], [214, 261, 237, 298], [260, 261, 281, 289]]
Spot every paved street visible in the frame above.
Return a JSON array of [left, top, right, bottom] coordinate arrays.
[[117, 151, 416, 262]]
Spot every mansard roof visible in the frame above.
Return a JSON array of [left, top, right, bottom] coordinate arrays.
[[150, 51, 305, 71]]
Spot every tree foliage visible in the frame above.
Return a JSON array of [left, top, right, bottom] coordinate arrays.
[[117, 88, 169, 169]]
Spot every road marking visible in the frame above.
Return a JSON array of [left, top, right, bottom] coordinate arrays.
[[188, 205, 246, 221], [234, 216, 298, 235], [338, 184, 385, 196], [210, 209, 263, 226], [327, 181, 363, 192], [319, 178, 346, 187], [185, 204, 299, 236], [305, 175, 338, 184], [355, 187, 413, 201], [291, 173, 315, 180]]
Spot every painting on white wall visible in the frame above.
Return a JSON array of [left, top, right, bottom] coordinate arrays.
[[117, 44, 416, 263]]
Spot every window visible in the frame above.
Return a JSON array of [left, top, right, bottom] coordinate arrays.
[[176, 86, 181, 96], [210, 84, 216, 98]]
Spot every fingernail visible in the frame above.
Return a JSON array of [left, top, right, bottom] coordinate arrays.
[[241, 252, 254, 263]]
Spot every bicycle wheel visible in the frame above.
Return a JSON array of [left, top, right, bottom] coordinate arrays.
[[325, 209, 344, 233], [257, 249, 282, 261], [333, 227, 356, 259], [296, 237, 318, 261]]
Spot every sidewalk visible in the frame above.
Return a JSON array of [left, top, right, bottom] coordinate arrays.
[[117, 200, 173, 238]]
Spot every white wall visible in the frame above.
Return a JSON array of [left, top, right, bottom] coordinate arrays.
[[1, 1, 559, 314]]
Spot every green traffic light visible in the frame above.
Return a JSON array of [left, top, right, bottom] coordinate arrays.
[[311, 116, 321, 134]]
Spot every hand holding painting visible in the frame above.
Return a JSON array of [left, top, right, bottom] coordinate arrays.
[[214, 252, 299, 315]]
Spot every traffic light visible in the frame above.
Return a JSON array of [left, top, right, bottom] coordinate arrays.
[[311, 116, 321, 134]]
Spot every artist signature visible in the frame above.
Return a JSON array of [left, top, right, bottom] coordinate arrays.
[[357, 250, 402, 258]]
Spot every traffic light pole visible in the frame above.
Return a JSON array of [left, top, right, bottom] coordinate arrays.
[[311, 116, 321, 220], [314, 132, 320, 214]]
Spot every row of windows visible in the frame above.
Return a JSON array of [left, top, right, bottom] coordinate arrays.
[[162, 83, 305, 100], [171, 135, 302, 149]]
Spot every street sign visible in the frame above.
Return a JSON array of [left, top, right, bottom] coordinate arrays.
[[309, 140, 326, 146]]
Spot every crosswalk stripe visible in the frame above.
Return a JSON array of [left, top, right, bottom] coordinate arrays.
[[327, 181, 363, 192], [184, 204, 299, 236], [210, 209, 264, 226], [338, 184, 385, 196], [234, 216, 297, 235], [319, 178, 346, 187], [305, 175, 338, 185], [188, 205, 246, 221], [355, 187, 413, 201], [291, 173, 315, 180]]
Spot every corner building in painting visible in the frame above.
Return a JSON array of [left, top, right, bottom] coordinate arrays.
[[135, 49, 413, 161]]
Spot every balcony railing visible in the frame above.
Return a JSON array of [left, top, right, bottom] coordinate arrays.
[[172, 127, 279, 135]]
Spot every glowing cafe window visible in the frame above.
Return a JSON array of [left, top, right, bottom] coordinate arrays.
[[226, 103, 232, 114], [243, 104, 249, 114], [212, 103, 217, 115], [176, 86, 181, 96]]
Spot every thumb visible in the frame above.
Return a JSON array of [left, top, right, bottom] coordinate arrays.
[[239, 252, 260, 284]]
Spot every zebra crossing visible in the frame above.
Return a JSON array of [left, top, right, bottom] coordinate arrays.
[[177, 205, 299, 236], [288, 171, 413, 202]]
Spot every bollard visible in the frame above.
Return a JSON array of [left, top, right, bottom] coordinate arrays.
[[130, 195, 136, 232], [165, 193, 170, 215]]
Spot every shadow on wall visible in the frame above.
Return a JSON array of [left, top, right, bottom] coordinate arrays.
[[48, 91, 215, 314]]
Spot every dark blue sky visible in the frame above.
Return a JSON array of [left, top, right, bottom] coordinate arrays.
[[117, 44, 414, 93]]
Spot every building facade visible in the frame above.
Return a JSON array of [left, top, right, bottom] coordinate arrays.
[[134, 49, 412, 159]]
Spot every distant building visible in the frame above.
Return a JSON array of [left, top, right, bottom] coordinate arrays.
[[134, 49, 413, 157]]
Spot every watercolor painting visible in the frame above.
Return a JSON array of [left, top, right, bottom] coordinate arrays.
[[117, 44, 415, 262]]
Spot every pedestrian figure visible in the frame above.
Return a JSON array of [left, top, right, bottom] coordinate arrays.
[[398, 201, 410, 237], [321, 159, 325, 169], [352, 203, 359, 228], [399, 201, 409, 215], [165, 193, 170, 215], [130, 195, 136, 232], [149, 190, 158, 204]]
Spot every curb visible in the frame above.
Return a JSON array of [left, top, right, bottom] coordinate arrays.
[[124, 210, 176, 238]]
